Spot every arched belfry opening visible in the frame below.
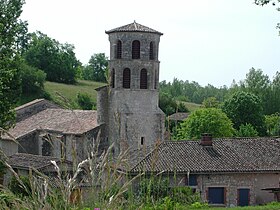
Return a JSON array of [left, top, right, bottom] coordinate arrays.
[[132, 40, 140, 59], [116, 40, 122, 59], [123, 68, 131, 88], [140, 69, 148, 89]]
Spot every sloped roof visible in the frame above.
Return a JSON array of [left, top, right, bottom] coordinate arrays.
[[131, 138, 280, 174], [105, 21, 163, 35], [8, 153, 72, 171], [6, 109, 98, 139]]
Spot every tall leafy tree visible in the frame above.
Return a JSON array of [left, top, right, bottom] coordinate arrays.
[[222, 91, 266, 136], [24, 32, 80, 84], [244, 68, 271, 114], [175, 108, 234, 140], [0, 0, 25, 129], [82, 53, 108, 82]]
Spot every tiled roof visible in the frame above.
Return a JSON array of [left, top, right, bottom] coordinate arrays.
[[131, 138, 280, 174], [8, 153, 72, 171], [168, 112, 189, 121], [105, 21, 163, 35], [6, 109, 98, 139]]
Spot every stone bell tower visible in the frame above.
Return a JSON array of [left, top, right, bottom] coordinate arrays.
[[97, 21, 165, 163]]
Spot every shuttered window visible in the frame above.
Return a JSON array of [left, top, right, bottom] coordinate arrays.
[[116, 40, 122, 59], [132, 40, 140, 59], [140, 69, 147, 89], [123, 68, 131, 88]]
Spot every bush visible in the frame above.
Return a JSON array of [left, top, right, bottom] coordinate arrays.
[[235, 123, 258, 137], [76, 92, 96, 110]]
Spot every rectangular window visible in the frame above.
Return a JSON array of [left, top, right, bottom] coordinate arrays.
[[208, 187, 225, 205], [186, 174, 197, 186], [238, 188, 250, 206], [141, 137, 145, 145]]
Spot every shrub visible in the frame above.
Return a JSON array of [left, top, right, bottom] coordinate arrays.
[[76, 92, 96, 110]]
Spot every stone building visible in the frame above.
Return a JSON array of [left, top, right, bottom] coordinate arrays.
[[97, 21, 165, 163], [131, 135, 280, 207], [4, 99, 102, 162]]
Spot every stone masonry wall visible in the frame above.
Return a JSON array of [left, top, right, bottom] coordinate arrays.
[[165, 173, 279, 207]]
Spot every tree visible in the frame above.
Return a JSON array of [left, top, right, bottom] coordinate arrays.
[[0, 0, 25, 129], [202, 97, 220, 108], [244, 68, 271, 114], [76, 92, 96, 110], [235, 123, 258, 137], [159, 92, 178, 115], [24, 32, 80, 84], [82, 53, 108, 82], [265, 113, 280, 136], [20, 62, 46, 95], [175, 108, 234, 140], [222, 91, 266, 136]]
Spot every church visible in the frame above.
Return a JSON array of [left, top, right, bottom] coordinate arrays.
[[1, 21, 279, 207]]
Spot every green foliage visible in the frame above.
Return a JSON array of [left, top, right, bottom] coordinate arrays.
[[177, 102, 189, 112], [76, 92, 96, 110], [9, 176, 31, 197], [171, 187, 200, 205], [265, 113, 280, 136], [235, 123, 258, 137], [24, 31, 80, 84], [222, 91, 266, 136], [175, 108, 234, 140], [20, 62, 46, 94], [159, 92, 178, 115], [44, 80, 103, 109], [82, 53, 108, 82], [0, 0, 25, 129], [159, 92, 189, 115], [137, 177, 170, 203], [202, 97, 220, 108], [190, 201, 209, 209]]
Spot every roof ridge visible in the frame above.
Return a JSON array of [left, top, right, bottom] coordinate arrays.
[[105, 21, 163, 35]]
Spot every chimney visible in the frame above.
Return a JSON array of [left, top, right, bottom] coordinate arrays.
[[200, 133, 213, 146]]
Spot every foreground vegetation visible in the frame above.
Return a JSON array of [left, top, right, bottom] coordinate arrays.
[[1, 138, 279, 210]]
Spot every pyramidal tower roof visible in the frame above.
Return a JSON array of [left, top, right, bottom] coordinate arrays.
[[105, 21, 163, 35]]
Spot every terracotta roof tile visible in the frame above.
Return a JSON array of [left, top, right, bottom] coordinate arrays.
[[7, 109, 98, 139], [105, 21, 163, 35], [131, 138, 280, 174]]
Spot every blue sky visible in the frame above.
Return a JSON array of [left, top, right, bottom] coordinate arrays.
[[21, 0, 280, 87]]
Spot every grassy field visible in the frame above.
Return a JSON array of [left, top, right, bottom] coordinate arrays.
[[183, 101, 202, 112], [44, 79, 106, 107]]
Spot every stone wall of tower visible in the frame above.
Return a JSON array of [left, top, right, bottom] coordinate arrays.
[[105, 26, 165, 160]]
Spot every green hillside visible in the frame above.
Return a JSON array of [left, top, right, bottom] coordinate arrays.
[[183, 101, 201, 112], [44, 80, 106, 108]]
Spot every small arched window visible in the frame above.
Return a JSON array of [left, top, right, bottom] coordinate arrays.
[[116, 40, 122, 59], [132, 40, 140, 59], [140, 69, 148, 89], [123, 68, 131, 89], [149, 42, 154, 60], [110, 69, 115, 88]]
